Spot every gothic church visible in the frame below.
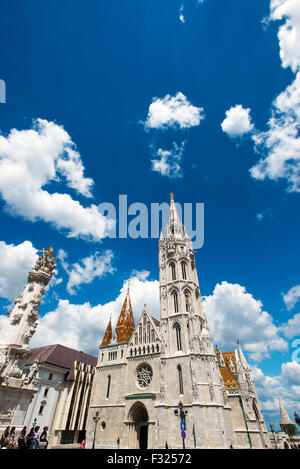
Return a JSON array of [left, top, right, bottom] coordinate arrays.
[[86, 194, 270, 449]]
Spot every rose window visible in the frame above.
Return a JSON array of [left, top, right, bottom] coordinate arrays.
[[136, 364, 153, 389]]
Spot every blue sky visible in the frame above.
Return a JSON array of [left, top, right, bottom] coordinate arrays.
[[0, 0, 300, 430]]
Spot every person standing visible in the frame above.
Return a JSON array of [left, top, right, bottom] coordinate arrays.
[[0, 427, 10, 448], [17, 427, 27, 449], [26, 427, 35, 449], [32, 426, 40, 449], [40, 427, 48, 449], [7, 427, 16, 449], [80, 439, 86, 449]]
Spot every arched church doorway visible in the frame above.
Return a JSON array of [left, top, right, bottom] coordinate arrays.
[[128, 402, 149, 449]]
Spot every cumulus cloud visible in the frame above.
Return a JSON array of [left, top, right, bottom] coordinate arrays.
[[64, 250, 115, 295], [30, 271, 159, 355], [280, 312, 300, 339], [202, 281, 287, 361], [0, 240, 38, 301], [144, 92, 204, 130], [0, 119, 114, 240], [250, 1, 300, 192], [283, 284, 300, 310], [151, 141, 185, 179], [221, 105, 254, 138], [251, 363, 300, 417]]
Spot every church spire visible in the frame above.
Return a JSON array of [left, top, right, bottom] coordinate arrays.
[[165, 193, 186, 240], [100, 317, 113, 347], [114, 288, 135, 344]]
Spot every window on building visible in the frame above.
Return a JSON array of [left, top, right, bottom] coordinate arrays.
[[106, 375, 111, 399], [177, 365, 184, 395], [39, 405, 44, 415], [170, 262, 176, 281], [181, 262, 187, 280], [43, 388, 49, 398], [172, 291, 179, 313], [48, 373, 53, 381], [184, 290, 191, 312], [174, 323, 182, 351]]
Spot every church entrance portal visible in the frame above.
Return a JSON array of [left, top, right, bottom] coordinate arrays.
[[128, 402, 149, 449]]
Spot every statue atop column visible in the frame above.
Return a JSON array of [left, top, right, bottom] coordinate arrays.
[[0, 247, 56, 387]]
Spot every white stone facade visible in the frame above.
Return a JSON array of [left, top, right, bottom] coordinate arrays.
[[86, 195, 270, 449]]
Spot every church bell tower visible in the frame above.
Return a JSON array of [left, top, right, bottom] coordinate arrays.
[[158, 194, 228, 448]]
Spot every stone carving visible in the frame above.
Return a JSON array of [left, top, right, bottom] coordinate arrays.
[[10, 313, 22, 325], [23, 323, 38, 345], [23, 360, 39, 387], [0, 408, 13, 422], [0, 247, 56, 386], [136, 364, 153, 389]]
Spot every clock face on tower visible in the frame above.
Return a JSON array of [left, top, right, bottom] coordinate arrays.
[[136, 364, 153, 389]]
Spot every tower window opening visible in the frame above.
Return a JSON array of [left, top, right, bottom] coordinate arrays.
[[181, 262, 187, 280], [177, 365, 184, 395], [172, 291, 179, 313], [170, 262, 176, 281], [174, 323, 182, 351], [106, 375, 111, 398]]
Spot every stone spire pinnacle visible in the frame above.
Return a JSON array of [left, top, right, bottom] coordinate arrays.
[[279, 400, 294, 426], [236, 340, 250, 370], [0, 247, 56, 386], [165, 193, 186, 240], [114, 290, 135, 344]]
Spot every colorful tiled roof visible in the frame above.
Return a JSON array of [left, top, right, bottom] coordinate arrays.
[[115, 291, 135, 343], [100, 319, 113, 347], [215, 349, 239, 389]]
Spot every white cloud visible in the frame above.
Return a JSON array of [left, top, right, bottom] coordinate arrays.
[[283, 284, 300, 310], [151, 142, 185, 179], [0, 119, 114, 240], [281, 360, 300, 385], [202, 281, 287, 361], [250, 1, 300, 192], [221, 105, 254, 138], [65, 250, 115, 295], [144, 92, 204, 130], [280, 312, 300, 338], [0, 240, 38, 301], [179, 4, 185, 23], [251, 363, 300, 416], [30, 271, 159, 355], [270, 0, 300, 73], [256, 208, 272, 221]]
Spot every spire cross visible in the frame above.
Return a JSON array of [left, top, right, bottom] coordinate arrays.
[[38, 248, 48, 267], [38, 246, 54, 267]]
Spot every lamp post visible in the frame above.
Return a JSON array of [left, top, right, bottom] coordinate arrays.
[[270, 424, 278, 449], [92, 411, 100, 449], [174, 401, 188, 449]]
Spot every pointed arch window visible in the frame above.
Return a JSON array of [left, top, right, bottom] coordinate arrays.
[[172, 291, 179, 313], [184, 290, 191, 312], [177, 365, 184, 395], [170, 262, 176, 281], [174, 322, 182, 351], [181, 262, 187, 280], [106, 375, 111, 398]]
